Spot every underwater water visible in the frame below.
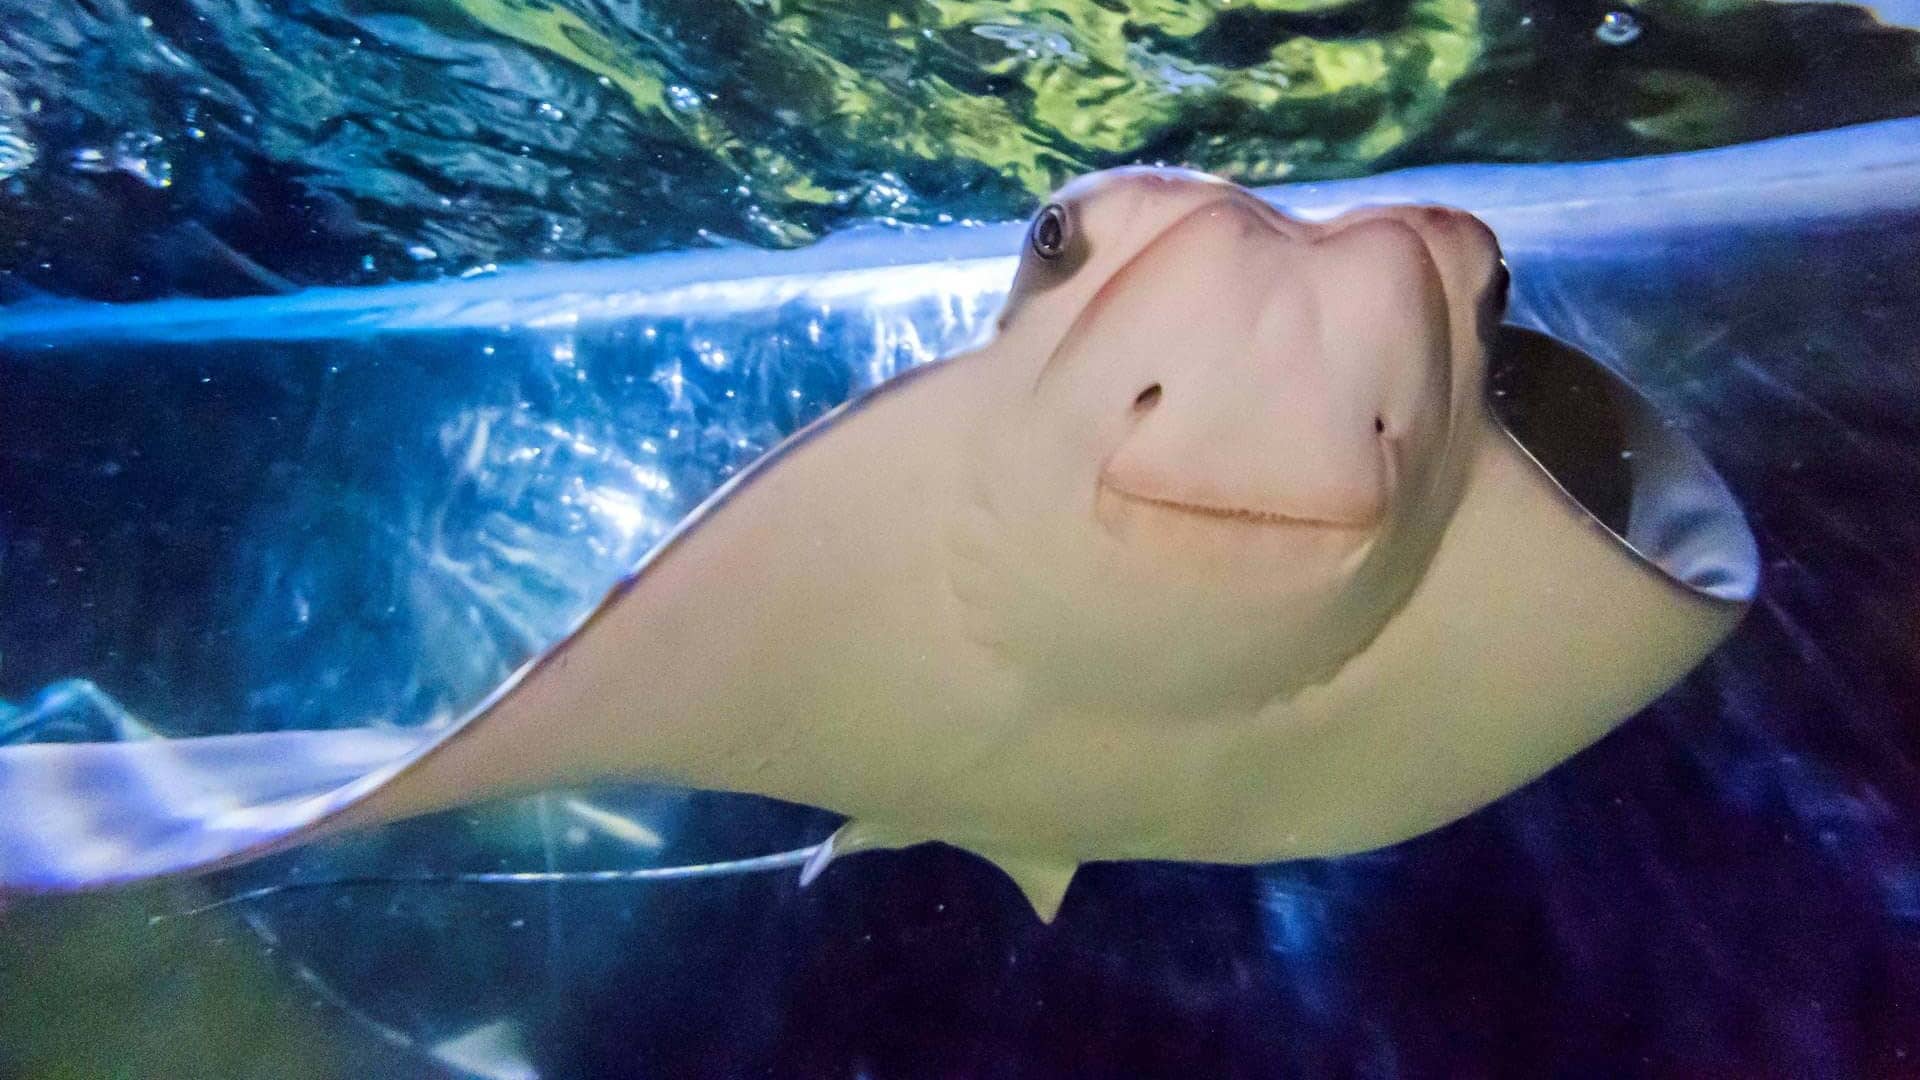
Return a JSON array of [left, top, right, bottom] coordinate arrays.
[[6, 0, 1920, 299], [4, 1, 1920, 1077]]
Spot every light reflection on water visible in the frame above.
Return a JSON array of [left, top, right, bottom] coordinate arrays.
[[3, 0, 1920, 302]]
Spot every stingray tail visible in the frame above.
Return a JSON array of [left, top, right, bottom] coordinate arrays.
[[0, 728, 428, 893]]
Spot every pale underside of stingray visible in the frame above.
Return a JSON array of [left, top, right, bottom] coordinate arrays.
[[0, 170, 1758, 921]]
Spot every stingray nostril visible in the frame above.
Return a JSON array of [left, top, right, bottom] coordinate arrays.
[[1133, 383, 1163, 413], [1374, 415, 1386, 435]]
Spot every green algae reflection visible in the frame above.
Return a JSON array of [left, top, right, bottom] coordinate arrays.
[[428, 0, 1920, 248], [449, 0, 1480, 235], [4, 0, 1918, 296]]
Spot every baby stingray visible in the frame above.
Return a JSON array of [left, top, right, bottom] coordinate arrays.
[[0, 169, 1757, 920]]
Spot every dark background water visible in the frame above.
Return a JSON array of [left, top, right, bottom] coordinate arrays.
[[4, 1, 1920, 1078], [2, 0, 1919, 301], [0, 176, 1917, 1078]]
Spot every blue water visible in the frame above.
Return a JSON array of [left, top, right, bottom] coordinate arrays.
[[5, 5, 1920, 1077], [6, 0, 1920, 303]]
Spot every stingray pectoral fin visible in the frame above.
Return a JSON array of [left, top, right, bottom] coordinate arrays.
[[982, 853, 1079, 923], [0, 727, 430, 892], [798, 819, 927, 887]]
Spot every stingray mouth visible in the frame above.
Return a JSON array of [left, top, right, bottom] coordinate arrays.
[[1095, 474, 1380, 532]]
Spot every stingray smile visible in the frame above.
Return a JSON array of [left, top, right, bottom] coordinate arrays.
[[1096, 475, 1377, 530]]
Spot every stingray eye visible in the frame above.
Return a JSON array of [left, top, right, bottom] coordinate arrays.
[[1031, 203, 1069, 260]]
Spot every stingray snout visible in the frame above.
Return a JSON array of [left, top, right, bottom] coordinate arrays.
[[1099, 355, 1391, 535]]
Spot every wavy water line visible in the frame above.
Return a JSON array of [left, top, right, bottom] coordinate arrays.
[[0, 117, 1915, 348]]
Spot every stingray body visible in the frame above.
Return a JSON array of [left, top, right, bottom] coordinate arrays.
[[0, 171, 1756, 919]]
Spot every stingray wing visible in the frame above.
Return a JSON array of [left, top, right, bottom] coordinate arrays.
[[0, 347, 978, 893], [0, 727, 426, 890]]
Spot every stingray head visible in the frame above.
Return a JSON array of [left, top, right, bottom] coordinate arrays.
[[961, 170, 1507, 716]]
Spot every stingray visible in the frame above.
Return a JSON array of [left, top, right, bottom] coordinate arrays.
[[0, 170, 1758, 920]]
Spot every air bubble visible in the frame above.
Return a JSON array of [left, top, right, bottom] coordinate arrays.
[[1595, 10, 1641, 46], [666, 85, 701, 112]]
